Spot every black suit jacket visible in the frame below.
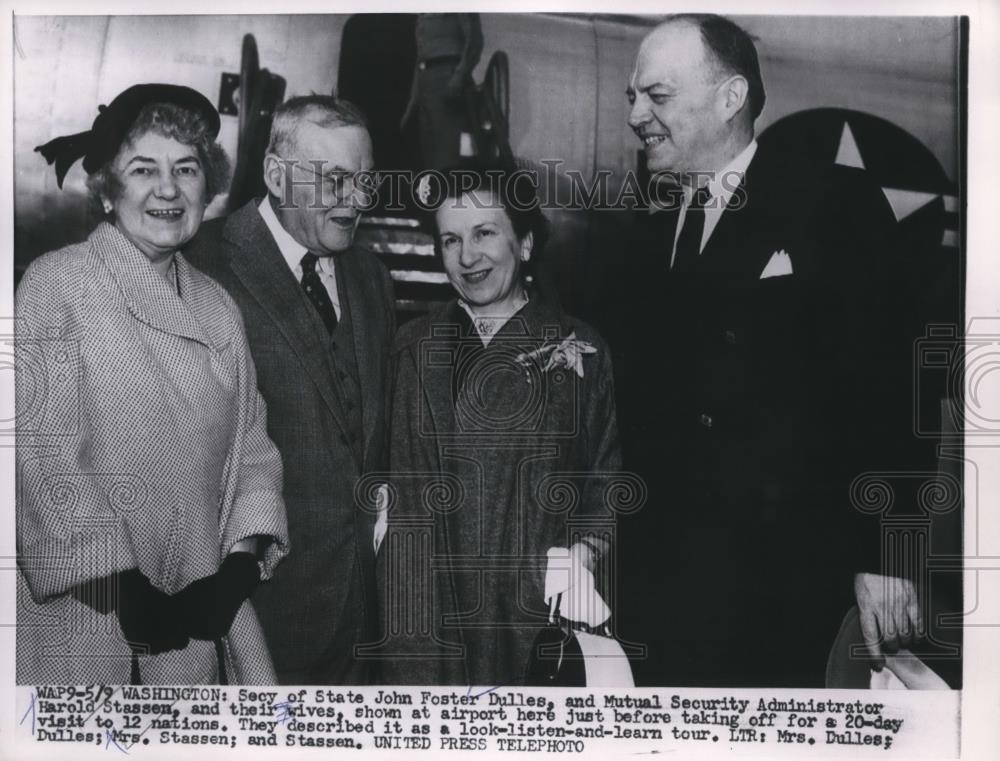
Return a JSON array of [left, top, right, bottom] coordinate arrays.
[[185, 201, 395, 683], [611, 144, 906, 685]]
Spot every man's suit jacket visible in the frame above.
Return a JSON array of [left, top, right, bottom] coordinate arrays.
[[611, 143, 907, 686], [185, 201, 395, 683]]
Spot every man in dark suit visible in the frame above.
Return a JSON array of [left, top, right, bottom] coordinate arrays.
[[614, 15, 919, 686], [186, 96, 395, 684]]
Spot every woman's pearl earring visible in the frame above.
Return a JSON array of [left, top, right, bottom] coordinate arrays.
[[102, 200, 113, 214]]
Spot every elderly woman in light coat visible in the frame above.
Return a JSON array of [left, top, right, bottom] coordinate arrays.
[[17, 84, 288, 684]]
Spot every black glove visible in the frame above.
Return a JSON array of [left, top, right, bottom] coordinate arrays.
[[73, 569, 190, 655], [172, 552, 260, 640]]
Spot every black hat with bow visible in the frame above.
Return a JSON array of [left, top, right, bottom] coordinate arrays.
[[35, 83, 220, 189]]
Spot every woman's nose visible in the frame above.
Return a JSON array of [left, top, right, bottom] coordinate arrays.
[[156, 172, 179, 199], [458, 239, 479, 267]]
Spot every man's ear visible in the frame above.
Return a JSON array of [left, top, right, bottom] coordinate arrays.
[[718, 75, 749, 122], [262, 153, 285, 200]]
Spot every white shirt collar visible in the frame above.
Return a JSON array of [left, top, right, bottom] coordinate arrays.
[[649, 138, 758, 215], [259, 197, 342, 319], [458, 290, 530, 347], [665, 139, 759, 265], [259, 196, 318, 276], [704, 138, 758, 207]]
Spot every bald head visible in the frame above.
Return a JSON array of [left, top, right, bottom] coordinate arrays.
[[641, 18, 713, 73], [652, 14, 766, 121], [627, 16, 759, 177]]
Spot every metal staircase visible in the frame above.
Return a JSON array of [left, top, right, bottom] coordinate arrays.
[[358, 51, 515, 323]]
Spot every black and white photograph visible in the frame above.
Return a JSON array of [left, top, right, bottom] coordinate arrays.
[[1, 1, 998, 759]]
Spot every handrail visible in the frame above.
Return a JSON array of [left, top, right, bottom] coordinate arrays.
[[466, 51, 515, 169], [485, 51, 509, 127], [227, 34, 286, 213]]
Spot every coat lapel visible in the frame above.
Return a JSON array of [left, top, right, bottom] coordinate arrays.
[[338, 246, 385, 466], [174, 253, 233, 348], [92, 223, 217, 349], [222, 203, 353, 447], [699, 151, 793, 282], [416, 296, 568, 441], [699, 195, 757, 278], [645, 207, 680, 275], [417, 301, 462, 439]]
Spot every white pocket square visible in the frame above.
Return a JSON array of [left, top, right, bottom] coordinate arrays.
[[760, 249, 793, 279]]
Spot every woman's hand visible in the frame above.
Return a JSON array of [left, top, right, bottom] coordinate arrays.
[[71, 569, 190, 655], [173, 552, 261, 641], [543, 544, 610, 628], [116, 569, 191, 654]]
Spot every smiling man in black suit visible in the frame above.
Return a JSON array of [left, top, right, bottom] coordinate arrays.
[[614, 14, 917, 686]]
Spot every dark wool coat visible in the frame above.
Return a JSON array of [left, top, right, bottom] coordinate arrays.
[[608, 143, 909, 687], [378, 294, 623, 686], [185, 202, 395, 684]]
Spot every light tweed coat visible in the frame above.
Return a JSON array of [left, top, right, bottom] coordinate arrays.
[[16, 222, 289, 684]]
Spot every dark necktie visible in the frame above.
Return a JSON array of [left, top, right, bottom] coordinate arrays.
[[671, 185, 712, 273], [300, 252, 338, 333]]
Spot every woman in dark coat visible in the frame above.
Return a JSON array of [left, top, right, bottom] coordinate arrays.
[[378, 165, 624, 686]]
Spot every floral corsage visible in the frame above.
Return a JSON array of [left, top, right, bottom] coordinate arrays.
[[515, 331, 597, 379]]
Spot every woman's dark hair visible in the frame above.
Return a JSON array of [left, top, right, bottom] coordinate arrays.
[[425, 162, 550, 269], [86, 102, 230, 219]]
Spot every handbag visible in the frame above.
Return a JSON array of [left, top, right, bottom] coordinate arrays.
[[524, 620, 635, 687]]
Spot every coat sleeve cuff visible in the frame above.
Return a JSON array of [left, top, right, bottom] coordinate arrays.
[[220, 490, 289, 581]]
